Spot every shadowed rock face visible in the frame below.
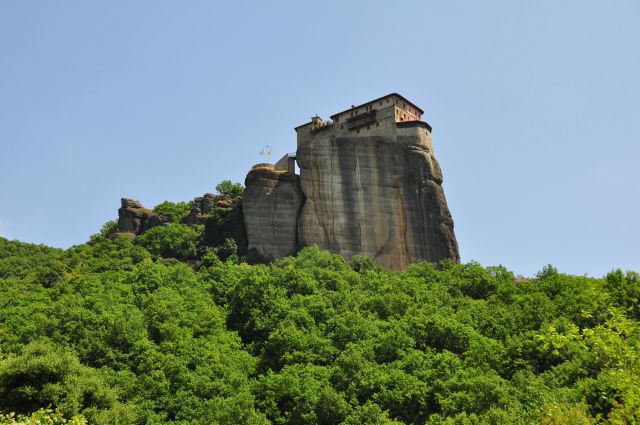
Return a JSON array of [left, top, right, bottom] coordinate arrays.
[[296, 133, 459, 270], [117, 198, 169, 235], [184, 193, 218, 225], [243, 166, 304, 260]]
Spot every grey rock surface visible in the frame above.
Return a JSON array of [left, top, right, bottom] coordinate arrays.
[[295, 124, 459, 270], [117, 198, 169, 235], [184, 193, 218, 225], [243, 166, 304, 260]]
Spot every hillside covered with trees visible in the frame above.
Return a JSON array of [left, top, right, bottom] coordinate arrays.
[[0, 194, 639, 424]]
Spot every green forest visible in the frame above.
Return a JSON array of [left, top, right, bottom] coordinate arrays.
[[0, 193, 639, 424]]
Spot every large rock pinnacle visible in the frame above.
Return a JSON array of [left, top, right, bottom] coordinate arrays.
[[295, 125, 459, 270], [242, 94, 460, 269]]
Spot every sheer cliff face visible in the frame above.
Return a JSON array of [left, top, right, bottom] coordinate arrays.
[[243, 166, 304, 260], [295, 120, 459, 270], [243, 106, 459, 270]]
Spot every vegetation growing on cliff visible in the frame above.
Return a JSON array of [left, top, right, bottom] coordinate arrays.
[[152, 201, 194, 223], [215, 180, 244, 199], [0, 232, 639, 424]]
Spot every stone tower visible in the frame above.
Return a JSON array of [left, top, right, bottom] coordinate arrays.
[[243, 93, 459, 270]]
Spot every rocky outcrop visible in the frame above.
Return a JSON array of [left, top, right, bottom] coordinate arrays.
[[120, 96, 459, 270], [243, 165, 304, 259], [117, 198, 169, 235], [184, 193, 218, 225], [296, 126, 459, 270], [117, 194, 248, 251], [243, 111, 460, 270]]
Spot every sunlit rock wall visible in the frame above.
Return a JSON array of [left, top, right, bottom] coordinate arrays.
[[295, 117, 459, 270]]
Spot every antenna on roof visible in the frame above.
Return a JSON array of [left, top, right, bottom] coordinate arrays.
[[259, 145, 272, 160]]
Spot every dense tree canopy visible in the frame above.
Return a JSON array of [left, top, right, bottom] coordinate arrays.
[[152, 201, 194, 224], [0, 227, 638, 424]]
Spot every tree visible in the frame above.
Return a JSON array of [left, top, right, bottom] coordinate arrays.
[[0, 340, 133, 422], [99, 220, 118, 238], [215, 180, 244, 198], [152, 201, 193, 223], [134, 223, 201, 260]]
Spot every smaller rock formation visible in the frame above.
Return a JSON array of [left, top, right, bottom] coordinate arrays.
[[117, 198, 169, 235], [117, 193, 247, 252], [243, 164, 304, 259], [184, 193, 218, 225]]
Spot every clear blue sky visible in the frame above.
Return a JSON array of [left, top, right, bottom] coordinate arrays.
[[1, 1, 638, 277]]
